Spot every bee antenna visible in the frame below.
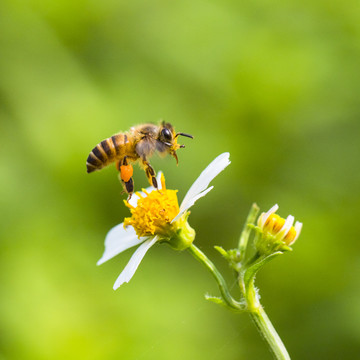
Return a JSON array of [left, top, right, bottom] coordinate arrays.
[[180, 144, 185, 148], [175, 132, 193, 139]]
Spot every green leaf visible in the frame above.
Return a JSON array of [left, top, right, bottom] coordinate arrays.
[[214, 246, 228, 258], [244, 252, 283, 288], [205, 294, 225, 305]]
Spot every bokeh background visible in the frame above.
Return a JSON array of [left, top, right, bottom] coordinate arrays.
[[1, 0, 360, 359]]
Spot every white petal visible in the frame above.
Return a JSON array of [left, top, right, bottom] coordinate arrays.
[[179, 152, 231, 212], [277, 215, 294, 241], [97, 224, 147, 265], [257, 204, 279, 228], [113, 236, 158, 290], [127, 171, 163, 208], [293, 221, 303, 242], [171, 187, 213, 223], [127, 192, 143, 208], [156, 171, 163, 190]]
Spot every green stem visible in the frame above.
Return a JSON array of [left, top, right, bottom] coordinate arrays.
[[188, 244, 242, 310], [244, 276, 290, 360], [238, 203, 259, 259], [190, 242, 290, 358], [249, 306, 290, 360]]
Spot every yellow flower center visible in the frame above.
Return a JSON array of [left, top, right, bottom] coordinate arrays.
[[124, 174, 180, 238], [264, 214, 297, 245]]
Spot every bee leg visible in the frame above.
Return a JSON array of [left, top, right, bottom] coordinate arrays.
[[118, 176, 134, 200], [171, 151, 179, 165], [124, 178, 134, 200], [118, 173, 134, 199], [142, 159, 158, 189], [116, 156, 129, 169], [116, 158, 134, 199]]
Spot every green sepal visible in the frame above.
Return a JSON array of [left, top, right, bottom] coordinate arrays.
[[252, 225, 294, 256], [247, 223, 260, 233], [167, 212, 196, 251], [281, 245, 293, 252]]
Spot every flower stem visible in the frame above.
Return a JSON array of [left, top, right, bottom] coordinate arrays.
[[243, 273, 291, 360], [188, 244, 242, 310], [190, 244, 291, 358], [238, 203, 259, 259], [249, 306, 291, 360]]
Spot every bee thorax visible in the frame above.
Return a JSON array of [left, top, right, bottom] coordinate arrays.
[[135, 139, 156, 159]]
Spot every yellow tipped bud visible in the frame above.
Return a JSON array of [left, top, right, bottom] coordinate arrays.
[[256, 204, 302, 254]]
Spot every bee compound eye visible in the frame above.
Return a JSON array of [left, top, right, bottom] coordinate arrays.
[[161, 128, 172, 141]]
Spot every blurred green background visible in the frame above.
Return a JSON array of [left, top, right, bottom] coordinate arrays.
[[1, 0, 359, 359]]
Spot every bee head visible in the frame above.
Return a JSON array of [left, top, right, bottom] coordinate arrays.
[[158, 121, 193, 164]]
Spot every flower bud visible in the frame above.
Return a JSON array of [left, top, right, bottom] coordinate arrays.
[[256, 204, 302, 255]]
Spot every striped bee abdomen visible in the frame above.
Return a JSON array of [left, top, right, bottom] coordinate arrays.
[[86, 134, 128, 173]]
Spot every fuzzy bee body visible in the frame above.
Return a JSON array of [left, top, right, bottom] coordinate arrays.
[[86, 133, 136, 173], [86, 122, 193, 198]]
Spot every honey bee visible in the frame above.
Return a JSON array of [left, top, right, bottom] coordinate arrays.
[[86, 121, 193, 198]]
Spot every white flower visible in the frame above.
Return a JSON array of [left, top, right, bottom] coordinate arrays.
[[97, 152, 231, 290]]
